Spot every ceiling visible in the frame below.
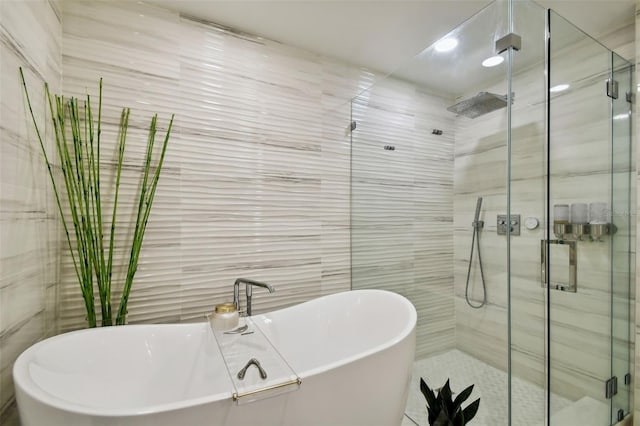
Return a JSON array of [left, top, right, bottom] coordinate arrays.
[[148, 0, 634, 89]]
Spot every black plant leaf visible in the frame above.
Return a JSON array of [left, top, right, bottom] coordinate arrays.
[[453, 412, 465, 426], [420, 377, 480, 425], [421, 378, 439, 407], [461, 398, 481, 422], [427, 407, 437, 425], [440, 380, 453, 415], [452, 384, 474, 412], [433, 410, 451, 426]]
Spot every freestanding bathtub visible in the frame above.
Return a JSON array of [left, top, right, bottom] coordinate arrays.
[[14, 289, 416, 426]]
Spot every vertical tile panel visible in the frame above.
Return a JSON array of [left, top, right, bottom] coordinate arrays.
[[60, 1, 183, 328], [351, 81, 455, 359], [0, 0, 62, 415], [60, 1, 398, 330]]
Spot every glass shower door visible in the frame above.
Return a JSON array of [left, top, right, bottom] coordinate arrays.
[[547, 10, 634, 425], [610, 51, 633, 423]]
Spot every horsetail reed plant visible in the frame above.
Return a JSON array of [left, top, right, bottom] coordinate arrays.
[[19, 67, 175, 327]]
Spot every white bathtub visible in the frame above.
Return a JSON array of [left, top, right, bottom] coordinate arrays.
[[14, 289, 416, 426]]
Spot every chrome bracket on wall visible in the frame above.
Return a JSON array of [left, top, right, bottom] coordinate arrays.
[[345, 120, 357, 136], [606, 376, 618, 399], [495, 33, 522, 54], [541, 239, 577, 292], [606, 79, 619, 99]]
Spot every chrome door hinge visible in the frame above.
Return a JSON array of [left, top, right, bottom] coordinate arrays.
[[496, 33, 522, 54], [346, 120, 356, 135], [626, 91, 634, 104], [607, 79, 619, 99], [606, 376, 618, 399]]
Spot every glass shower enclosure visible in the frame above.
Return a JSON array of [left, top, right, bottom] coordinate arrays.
[[350, 1, 634, 425]]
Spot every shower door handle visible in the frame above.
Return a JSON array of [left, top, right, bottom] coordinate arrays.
[[540, 239, 577, 292]]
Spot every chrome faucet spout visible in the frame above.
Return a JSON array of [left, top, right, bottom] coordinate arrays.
[[233, 278, 275, 316]]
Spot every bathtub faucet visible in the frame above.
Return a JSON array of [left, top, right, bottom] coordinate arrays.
[[233, 278, 276, 316]]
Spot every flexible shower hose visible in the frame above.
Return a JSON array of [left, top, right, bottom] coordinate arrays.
[[465, 221, 487, 309]]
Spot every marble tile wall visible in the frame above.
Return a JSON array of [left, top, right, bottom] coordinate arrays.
[[0, 0, 62, 419], [351, 83, 455, 359], [59, 0, 456, 355], [60, 0, 354, 329]]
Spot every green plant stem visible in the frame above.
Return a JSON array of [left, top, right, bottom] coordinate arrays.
[[20, 68, 97, 327], [21, 67, 173, 328], [116, 114, 174, 325]]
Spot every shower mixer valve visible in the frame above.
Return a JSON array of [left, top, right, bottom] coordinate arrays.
[[497, 214, 521, 236]]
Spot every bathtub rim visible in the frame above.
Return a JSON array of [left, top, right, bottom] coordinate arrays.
[[13, 322, 232, 418], [254, 289, 417, 379], [13, 289, 416, 418]]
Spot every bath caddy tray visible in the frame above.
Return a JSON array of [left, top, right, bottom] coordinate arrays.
[[210, 318, 301, 405]]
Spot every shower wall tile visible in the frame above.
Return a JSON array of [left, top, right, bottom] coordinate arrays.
[[351, 84, 455, 359], [0, 0, 62, 416]]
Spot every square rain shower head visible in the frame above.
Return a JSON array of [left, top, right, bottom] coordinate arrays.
[[446, 91, 509, 119]]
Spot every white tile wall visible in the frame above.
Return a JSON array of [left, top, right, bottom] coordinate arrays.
[[58, 0, 355, 330], [351, 83, 455, 359], [0, 0, 62, 418], [59, 0, 457, 359]]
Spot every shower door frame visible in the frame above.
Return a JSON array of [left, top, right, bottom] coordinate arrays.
[[541, 7, 635, 425]]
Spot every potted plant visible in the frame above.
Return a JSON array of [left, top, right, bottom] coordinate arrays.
[[420, 378, 480, 426], [20, 67, 174, 327]]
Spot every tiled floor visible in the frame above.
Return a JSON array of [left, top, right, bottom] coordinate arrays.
[[402, 349, 573, 426]]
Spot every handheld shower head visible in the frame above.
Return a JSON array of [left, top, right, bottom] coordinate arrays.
[[474, 197, 483, 223], [466, 196, 486, 308]]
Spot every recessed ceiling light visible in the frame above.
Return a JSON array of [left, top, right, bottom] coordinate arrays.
[[550, 84, 570, 93], [482, 55, 504, 67], [434, 38, 458, 53]]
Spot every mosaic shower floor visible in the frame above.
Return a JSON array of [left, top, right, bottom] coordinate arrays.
[[401, 349, 575, 426]]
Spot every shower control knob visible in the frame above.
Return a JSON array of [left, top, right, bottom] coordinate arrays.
[[525, 217, 539, 230]]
